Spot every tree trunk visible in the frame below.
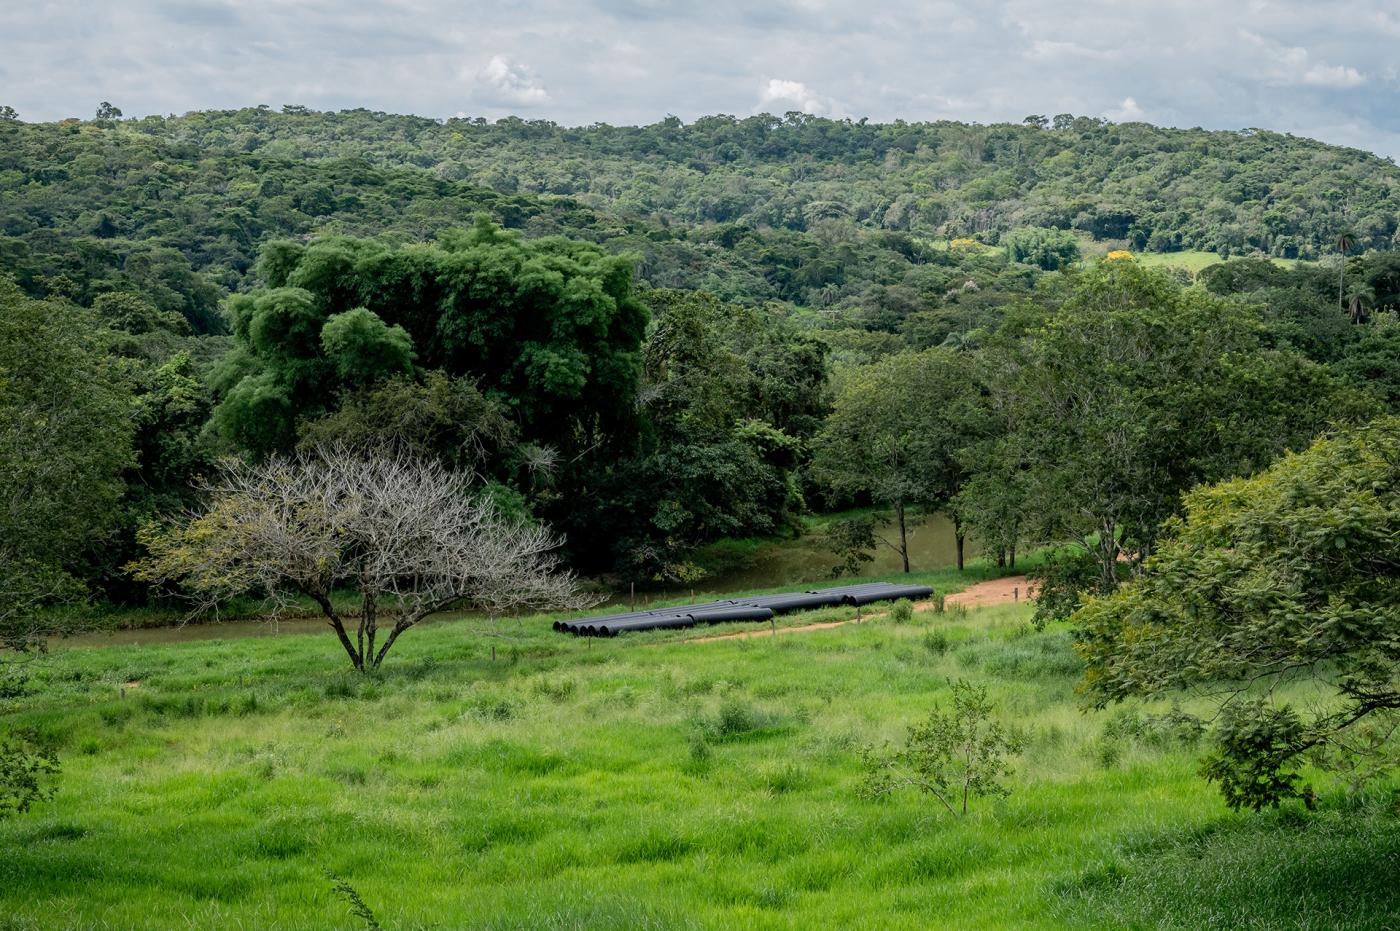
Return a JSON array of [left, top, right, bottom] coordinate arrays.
[[896, 500, 910, 574], [1096, 521, 1119, 592], [954, 514, 966, 572], [311, 591, 362, 670], [372, 618, 414, 669], [363, 588, 378, 668]]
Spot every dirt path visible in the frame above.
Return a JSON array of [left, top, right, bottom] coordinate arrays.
[[681, 575, 1033, 644]]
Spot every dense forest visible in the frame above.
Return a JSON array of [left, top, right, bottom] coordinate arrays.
[[4, 105, 1400, 593]]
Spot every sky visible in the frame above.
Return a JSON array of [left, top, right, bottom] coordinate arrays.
[[4, 0, 1399, 159]]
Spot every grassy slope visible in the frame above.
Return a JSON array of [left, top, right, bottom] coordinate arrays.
[[3, 588, 1398, 929], [1134, 250, 1308, 272]]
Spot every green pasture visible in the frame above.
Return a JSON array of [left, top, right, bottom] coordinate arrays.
[[2, 589, 1396, 929]]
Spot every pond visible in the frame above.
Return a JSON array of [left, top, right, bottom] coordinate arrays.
[[691, 511, 973, 595]]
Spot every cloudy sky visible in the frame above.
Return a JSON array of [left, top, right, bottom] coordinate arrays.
[[4, 0, 1399, 157]]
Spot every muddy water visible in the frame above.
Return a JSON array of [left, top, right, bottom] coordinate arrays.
[[694, 512, 974, 594], [61, 514, 972, 648]]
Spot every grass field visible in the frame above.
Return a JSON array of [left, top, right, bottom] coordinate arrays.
[[1134, 250, 1309, 273], [3, 575, 1398, 929]]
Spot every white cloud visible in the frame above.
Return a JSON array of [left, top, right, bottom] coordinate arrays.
[[1240, 30, 1365, 88], [1105, 96, 1145, 122], [470, 55, 550, 106], [1301, 62, 1365, 88], [755, 78, 838, 116], [3, 1, 1400, 157]]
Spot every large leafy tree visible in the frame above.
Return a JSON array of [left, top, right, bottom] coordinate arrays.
[[980, 260, 1366, 592], [211, 216, 647, 465], [0, 278, 135, 592], [1077, 417, 1400, 810], [0, 278, 135, 816], [594, 290, 827, 581], [812, 348, 975, 573]]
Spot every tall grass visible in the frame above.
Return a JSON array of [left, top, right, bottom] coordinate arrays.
[[2, 598, 1393, 928]]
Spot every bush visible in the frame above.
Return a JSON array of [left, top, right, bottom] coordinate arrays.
[[860, 679, 1024, 815], [695, 695, 779, 743], [0, 731, 59, 819], [889, 599, 913, 624], [922, 630, 950, 656], [1029, 550, 1103, 627]]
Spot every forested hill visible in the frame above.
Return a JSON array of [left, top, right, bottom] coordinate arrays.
[[39, 108, 1400, 256], [4, 108, 1399, 338]]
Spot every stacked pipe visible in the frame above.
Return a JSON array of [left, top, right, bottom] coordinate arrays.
[[557, 581, 934, 637]]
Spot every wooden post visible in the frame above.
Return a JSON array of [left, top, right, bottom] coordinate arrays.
[[630, 582, 635, 611], [491, 645, 496, 662], [1014, 587, 1019, 602]]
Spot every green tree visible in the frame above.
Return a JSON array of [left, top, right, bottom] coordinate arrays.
[[1333, 316, 1400, 412], [0, 278, 134, 816], [1077, 417, 1400, 810], [992, 261, 1362, 591], [813, 349, 974, 573], [860, 679, 1024, 815], [1336, 229, 1357, 311], [213, 219, 646, 483], [594, 290, 824, 581], [1002, 226, 1081, 271], [318, 307, 414, 385], [0, 278, 135, 583]]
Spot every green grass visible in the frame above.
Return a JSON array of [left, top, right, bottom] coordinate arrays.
[[3, 595, 1395, 929], [1135, 250, 1311, 273]]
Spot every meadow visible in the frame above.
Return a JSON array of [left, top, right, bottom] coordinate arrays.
[[1133, 250, 1307, 273], [3, 572, 1398, 930]]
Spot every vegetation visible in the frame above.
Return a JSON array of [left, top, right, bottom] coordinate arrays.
[[813, 349, 973, 572], [1078, 418, 1400, 810], [860, 678, 1024, 815], [4, 101, 1400, 925], [2, 596, 1399, 927], [131, 452, 587, 671]]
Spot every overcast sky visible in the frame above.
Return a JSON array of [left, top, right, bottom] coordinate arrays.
[[4, 0, 1398, 158]]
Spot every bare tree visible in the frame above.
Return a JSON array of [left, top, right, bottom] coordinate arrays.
[[130, 450, 592, 671]]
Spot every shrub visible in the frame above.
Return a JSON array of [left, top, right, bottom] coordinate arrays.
[[1029, 550, 1103, 628], [889, 599, 913, 624], [695, 695, 778, 743], [860, 679, 1024, 815], [922, 630, 950, 656], [0, 731, 59, 819]]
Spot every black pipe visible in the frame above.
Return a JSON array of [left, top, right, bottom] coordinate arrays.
[[594, 614, 697, 637], [555, 583, 936, 635], [842, 585, 934, 606], [686, 605, 776, 624], [818, 582, 904, 595], [742, 592, 845, 612]]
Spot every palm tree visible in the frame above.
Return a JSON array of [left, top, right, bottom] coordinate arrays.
[[1345, 281, 1376, 325], [1336, 229, 1357, 312]]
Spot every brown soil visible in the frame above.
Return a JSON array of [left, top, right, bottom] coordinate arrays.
[[681, 575, 1034, 644]]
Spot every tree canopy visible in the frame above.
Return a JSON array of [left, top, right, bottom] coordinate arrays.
[[1077, 417, 1400, 809]]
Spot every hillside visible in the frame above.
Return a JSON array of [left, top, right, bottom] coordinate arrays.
[[85, 108, 1400, 256], [3, 110, 1397, 337]]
